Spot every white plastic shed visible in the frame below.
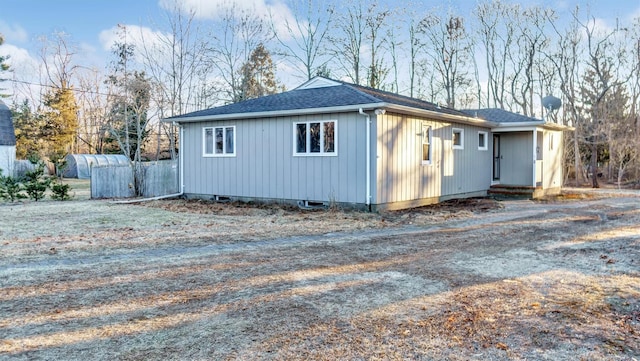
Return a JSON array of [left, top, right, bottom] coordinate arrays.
[[63, 154, 130, 179]]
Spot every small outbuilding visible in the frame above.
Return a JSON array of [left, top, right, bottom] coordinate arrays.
[[0, 99, 16, 177], [63, 154, 130, 179]]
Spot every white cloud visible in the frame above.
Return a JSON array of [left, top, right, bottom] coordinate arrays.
[[0, 21, 28, 43], [159, 0, 297, 39], [580, 17, 615, 37], [99, 24, 172, 62]]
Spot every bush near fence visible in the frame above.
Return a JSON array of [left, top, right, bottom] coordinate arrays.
[[91, 160, 178, 199]]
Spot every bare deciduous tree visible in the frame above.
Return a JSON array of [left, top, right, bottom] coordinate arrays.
[[207, 3, 271, 103], [419, 11, 474, 108], [270, 0, 334, 81]]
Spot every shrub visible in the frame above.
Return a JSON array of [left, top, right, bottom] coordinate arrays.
[[50, 180, 73, 201], [23, 161, 52, 201], [0, 175, 27, 202]]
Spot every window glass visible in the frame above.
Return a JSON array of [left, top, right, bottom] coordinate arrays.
[[205, 128, 214, 155], [422, 125, 431, 163], [478, 131, 488, 150], [310, 122, 321, 153], [296, 123, 307, 153], [453, 128, 464, 149], [215, 128, 224, 154], [225, 127, 234, 154], [324, 122, 335, 153]]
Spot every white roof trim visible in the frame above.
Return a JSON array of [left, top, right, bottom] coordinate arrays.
[[492, 122, 572, 132], [295, 76, 342, 90]]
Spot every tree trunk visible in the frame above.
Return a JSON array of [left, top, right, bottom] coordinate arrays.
[[574, 132, 581, 186], [590, 143, 599, 188]]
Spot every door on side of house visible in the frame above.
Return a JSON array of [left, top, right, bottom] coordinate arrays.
[[493, 134, 501, 181]]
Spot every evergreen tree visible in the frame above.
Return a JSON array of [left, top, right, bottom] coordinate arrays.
[[42, 81, 79, 163], [12, 100, 44, 159], [235, 44, 282, 102], [23, 160, 51, 202]]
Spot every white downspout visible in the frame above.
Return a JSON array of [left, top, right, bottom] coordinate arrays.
[[359, 108, 371, 209], [532, 129, 537, 187], [177, 122, 184, 195]]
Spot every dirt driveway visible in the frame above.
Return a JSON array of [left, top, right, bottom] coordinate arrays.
[[0, 190, 639, 360]]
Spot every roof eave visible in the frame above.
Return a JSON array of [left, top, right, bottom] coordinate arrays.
[[492, 121, 573, 132], [164, 102, 388, 123]]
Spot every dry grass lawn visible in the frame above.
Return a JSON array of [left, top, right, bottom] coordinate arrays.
[[0, 187, 639, 360]]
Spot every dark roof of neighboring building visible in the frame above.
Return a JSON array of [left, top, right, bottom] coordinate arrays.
[[462, 108, 543, 123], [0, 100, 16, 146], [168, 77, 467, 120]]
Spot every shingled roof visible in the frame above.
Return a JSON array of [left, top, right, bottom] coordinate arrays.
[[168, 77, 469, 121], [0, 100, 16, 146], [462, 108, 545, 124]]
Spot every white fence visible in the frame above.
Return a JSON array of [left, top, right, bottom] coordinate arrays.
[[91, 160, 179, 199]]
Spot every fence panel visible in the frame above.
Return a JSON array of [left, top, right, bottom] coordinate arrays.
[[90, 160, 179, 199], [91, 165, 135, 199], [139, 161, 179, 197]]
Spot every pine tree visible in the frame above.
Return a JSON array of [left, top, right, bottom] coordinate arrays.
[[12, 100, 44, 159], [42, 81, 79, 163], [236, 44, 282, 102]]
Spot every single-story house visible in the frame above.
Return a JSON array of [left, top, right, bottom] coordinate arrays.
[[167, 77, 571, 211], [0, 100, 16, 177]]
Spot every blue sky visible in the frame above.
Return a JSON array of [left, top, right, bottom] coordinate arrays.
[[1, 0, 639, 93]]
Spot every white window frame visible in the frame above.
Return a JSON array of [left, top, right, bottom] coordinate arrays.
[[203, 126, 236, 157], [452, 128, 464, 150], [478, 131, 488, 151], [293, 120, 337, 156], [421, 124, 432, 165]]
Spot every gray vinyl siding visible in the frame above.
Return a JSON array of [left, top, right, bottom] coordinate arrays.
[[499, 131, 533, 185], [373, 112, 492, 205], [181, 113, 367, 204]]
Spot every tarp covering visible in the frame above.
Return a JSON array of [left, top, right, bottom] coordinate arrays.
[[63, 154, 130, 179]]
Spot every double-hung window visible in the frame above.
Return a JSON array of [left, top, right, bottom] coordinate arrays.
[[422, 124, 432, 165], [203, 126, 235, 157], [294, 120, 336, 156]]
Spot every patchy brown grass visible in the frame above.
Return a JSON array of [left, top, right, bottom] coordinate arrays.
[[1, 192, 639, 360]]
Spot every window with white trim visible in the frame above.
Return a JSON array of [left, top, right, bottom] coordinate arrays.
[[478, 131, 488, 151], [452, 128, 464, 149], [421, 124, 432, 165], [294, 120, 336, 156], [203, 126, 235, 157]]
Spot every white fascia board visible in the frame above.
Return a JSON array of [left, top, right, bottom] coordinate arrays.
[[492, 122, 573, 132], [491, 124, 539, 132], [165, 103, 387, 123]]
